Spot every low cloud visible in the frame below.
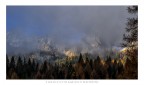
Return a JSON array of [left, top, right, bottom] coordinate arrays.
[[6, 6, 129, 55]]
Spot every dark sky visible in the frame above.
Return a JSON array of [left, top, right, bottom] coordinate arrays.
[[6, 6, 129, 54]]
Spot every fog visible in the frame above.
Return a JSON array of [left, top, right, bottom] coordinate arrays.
[[6, 6, 129, 55]]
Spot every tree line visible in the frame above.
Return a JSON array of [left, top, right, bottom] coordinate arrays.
[[6, 53, 137, 79]]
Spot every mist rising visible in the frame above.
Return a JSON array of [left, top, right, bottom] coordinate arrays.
[[7, 6, 129, 55]]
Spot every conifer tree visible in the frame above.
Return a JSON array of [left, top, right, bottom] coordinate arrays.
[[10, 56, 15, 69], [122, 6, 138, 79], [16, 56, 23, 78], [78, 53, 84, 64], [6, 55, 10, 75]]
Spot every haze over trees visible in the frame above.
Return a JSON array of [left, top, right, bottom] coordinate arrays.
[[6, 6, 138, 79], [7, 54, 125, 79]]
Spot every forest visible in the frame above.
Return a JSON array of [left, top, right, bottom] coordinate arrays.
[[6, 53, 137, 79]]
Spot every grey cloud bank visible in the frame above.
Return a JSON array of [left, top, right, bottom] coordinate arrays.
[[7, 6, 129, 55]]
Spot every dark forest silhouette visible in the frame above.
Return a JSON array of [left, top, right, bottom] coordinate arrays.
[[6, 53, 137, 79]]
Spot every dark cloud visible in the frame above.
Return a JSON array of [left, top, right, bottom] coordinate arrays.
[[7, 6, 129, 55]]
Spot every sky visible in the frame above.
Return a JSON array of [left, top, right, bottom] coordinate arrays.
[[6, 6, 129, 55]]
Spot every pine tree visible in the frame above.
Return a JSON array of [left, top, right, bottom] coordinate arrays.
[[16, 56, 23, 78], [84, 62, 92, 79], [78, 53, 84, 64], [6, 55, 9, 67], [122, 6, 138, 56], [89, 59, 93, 69], [96, 56, 101, 64], [32, 59, 36, 72], [23, 57, 26, 66], [22, 57, 27, 79], [6, 55, 9, 74], [117, 60, 124, 75], [85, 56, 89, 64], [27, 58, 32, 78], [68, 63, 74, 76], [16, 56, 23, 69], [10, 56, 15, 69], [28, 58, 31, 66], [122, 6, 138, 79], [41, 60, 48, 73]]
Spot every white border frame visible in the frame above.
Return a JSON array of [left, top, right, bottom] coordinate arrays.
[[0, 0, 143, 85]]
